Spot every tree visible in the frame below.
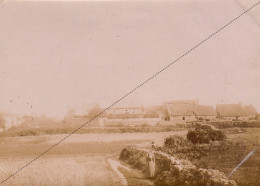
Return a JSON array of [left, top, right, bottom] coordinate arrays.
[[0, 116, 6, 130], [88, 104, 104, 119]]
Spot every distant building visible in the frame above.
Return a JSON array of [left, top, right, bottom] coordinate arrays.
[[166, 101, 196, 123], [194, 105, 216, 121], [164, 99, 216, 123], [216, 104, 248, 120], [105, 105, 161, 126], [106, 107, 144, 116], [244, 105, 258, 118]]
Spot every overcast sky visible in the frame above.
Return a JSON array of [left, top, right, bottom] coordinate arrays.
[[0, 0, 259, 118]]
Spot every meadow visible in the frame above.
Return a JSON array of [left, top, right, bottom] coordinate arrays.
[[0, 131, 184, 186], [0, 127, 259, 185]]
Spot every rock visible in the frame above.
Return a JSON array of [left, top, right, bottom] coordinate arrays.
[[120, 144, 237, 186]]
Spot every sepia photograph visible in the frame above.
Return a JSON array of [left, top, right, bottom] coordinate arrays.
[[0, 0, 260, 185]]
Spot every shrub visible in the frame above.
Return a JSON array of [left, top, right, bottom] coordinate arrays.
[[211, 121, 260, 128], [187, 124, 226, 144], [164, 135, 189, 147]]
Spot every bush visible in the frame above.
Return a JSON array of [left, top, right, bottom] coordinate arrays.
[[164, 135, 189, 147], [187, 124, 226, 144], [211, 121, 260, 128]]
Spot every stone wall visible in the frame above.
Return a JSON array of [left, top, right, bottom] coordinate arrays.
[[120, 144, 237, 186]]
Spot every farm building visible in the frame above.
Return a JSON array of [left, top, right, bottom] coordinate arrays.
[[106, 107, 144, 116], [216, 104, 248, 121], [165, 100, 216, 123], [167, 102, 196, 123], [105, 105, 161, 126], [244, 105, 258, 118], [194, 105, 217, 121]]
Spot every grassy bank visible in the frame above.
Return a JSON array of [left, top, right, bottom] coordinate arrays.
[[0, 126, 186, 138]]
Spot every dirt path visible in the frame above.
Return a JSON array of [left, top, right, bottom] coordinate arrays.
[[107, 159, 130, 186], [107, 158, 154, 186]]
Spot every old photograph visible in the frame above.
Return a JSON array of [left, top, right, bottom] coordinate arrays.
[[0, 0, 260, 185]]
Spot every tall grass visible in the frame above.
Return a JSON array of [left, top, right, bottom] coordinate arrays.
[[0, 156, 121, 186]]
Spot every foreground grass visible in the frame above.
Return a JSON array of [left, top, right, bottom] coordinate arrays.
[[0, 156, 122, 186], [0, 132, 177, 185]]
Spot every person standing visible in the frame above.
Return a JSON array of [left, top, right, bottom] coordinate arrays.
[[146, 150, 155, 178]]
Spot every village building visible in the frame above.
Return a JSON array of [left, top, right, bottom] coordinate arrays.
[[105, 104, 161, 126], [165, 99, 216, 123], [244, 105, 258, 119], [194, 105, 217, 121], [216, 104, 248, 121], [106, 107, 144, 116], [167, 102, 196, 123]]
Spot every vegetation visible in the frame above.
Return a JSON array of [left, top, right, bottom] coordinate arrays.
[[120, 144, 237, 186], [87, 104, 104, 118], [187, 125, 226, 144], [0, 116, 5, 130], [0, 126, 183, 138], [120, 125, 260, 185], [211, 121, 260, 128]]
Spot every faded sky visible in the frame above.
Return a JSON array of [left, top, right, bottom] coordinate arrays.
[[0, 0, 260, 118]]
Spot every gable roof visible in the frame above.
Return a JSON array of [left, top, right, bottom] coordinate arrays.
[[167, 103, 194, 116], [216, 104, 247, 117], [244, 105, 258, 116], [167, 103, 216, 116], [194, 105, 216, 116]]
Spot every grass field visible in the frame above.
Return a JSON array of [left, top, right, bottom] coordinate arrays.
[[0, 131, 186, 185], [0, 156, 122, 186], [225, 128, 260, 186], [0, 128, 259, 185]]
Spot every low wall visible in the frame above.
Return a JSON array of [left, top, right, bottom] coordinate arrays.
[[120, 145, 237, 186], [104, 118, 161, 126]]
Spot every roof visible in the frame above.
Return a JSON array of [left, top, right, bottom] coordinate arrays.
[[194, 105, 216, 116], [167, 103, 194, 116], [167, 103, 216, 116], [216, 104, 247, 117], [244, 105, 258, 116]]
